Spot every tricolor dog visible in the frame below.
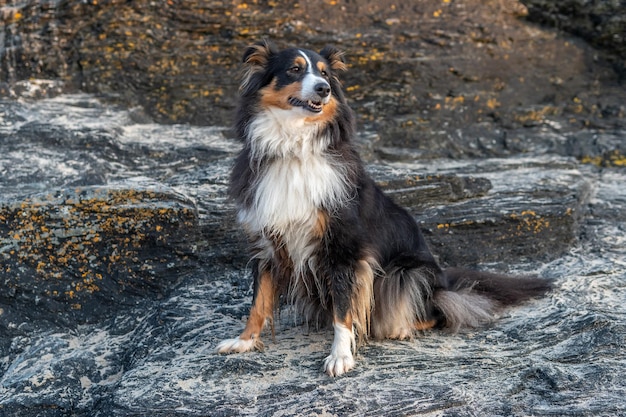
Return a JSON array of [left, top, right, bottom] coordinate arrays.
[[216, 40, 551, 377]]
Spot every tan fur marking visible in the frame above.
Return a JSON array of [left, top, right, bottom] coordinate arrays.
[[414, 320, 437, 331], [238, 270, 276, 349], [351, 259, 375, 345], [260, 79, 302, 110], [240, 42, 272, 92], [313, 210, 329, 238], [304, 96, 338, 124], [294, 56, 306, 68], [335, 311, 353, 331], [317, 61, 328, 74], [259, 78, 338, 124]]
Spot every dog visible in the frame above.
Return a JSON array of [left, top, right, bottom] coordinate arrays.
[[216, 40, 552, 376]]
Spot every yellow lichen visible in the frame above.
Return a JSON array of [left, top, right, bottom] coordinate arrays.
[[486, 98, 500, 110], [509, 211, 551, 235], [580, 150, 626, 167], [2, 188, 191, 301], [444, 95, 465, 110]]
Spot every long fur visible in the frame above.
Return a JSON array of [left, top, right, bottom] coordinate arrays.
[[218, 40, 552, 376]]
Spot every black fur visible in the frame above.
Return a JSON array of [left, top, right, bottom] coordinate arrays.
[[222, 40, 552, 374]]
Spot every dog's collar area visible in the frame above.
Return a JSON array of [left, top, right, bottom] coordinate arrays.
[[288, 97, 323, 113]]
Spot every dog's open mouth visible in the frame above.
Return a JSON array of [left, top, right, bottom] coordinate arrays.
[[288, 97, 323, 113]]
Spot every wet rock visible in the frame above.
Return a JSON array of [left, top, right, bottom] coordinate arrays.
[[0, 95, 234, 331], [377, 157, 592, 266]]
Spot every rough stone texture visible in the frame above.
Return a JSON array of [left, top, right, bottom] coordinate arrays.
[[1, 93, 625, 417], [0, 0, 625, 415], [1, 184, 198, 325], [0, 96, 592, 328], [521, 0, 626, 76], [2, 0, 626, 154], [382, 158, 592, 267]]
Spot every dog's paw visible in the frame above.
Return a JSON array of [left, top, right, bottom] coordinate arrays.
[[323, 352, 355, 377], [386, 327, 413, 340], [215, 336, 260, 354]]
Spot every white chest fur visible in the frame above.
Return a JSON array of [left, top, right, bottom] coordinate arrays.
[[238, 110, 350, 266], [240, 154, 346, 233]]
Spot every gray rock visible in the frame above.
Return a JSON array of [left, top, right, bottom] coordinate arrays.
[[0, 93, 624, 417], [521, 0, 626, 76], [1, 1, 625, 414], [2, 0, 625, 150], [0, 182, 198, 325]]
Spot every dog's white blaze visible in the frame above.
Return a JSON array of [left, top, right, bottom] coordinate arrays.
[[324, 322, 356, 376], [299, 50, 314, 73], [298, 50, 330, 103]]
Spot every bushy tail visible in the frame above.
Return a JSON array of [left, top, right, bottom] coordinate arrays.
[[433, 268, 552, 332]]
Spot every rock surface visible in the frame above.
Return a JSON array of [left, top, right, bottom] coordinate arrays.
[[521, 0, 626, 76], [0, 95, 592, 327], [1, 90, 625, 417], [2, 0, 626, 148], [0, 0, 625, 416]]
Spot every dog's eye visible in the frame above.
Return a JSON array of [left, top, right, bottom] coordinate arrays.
[[289, 66, 302, 73], [320, 70, 328, 77]]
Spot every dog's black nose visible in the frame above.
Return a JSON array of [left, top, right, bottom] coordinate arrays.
[[315, 82, 331, 98]]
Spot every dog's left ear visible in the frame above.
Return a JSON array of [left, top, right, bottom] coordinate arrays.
[[320, 46, 347, 72]]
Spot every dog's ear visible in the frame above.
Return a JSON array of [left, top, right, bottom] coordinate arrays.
[[242, 39, 276, 67], [320, 45, 347, 73], [240, 39, 277, 95]]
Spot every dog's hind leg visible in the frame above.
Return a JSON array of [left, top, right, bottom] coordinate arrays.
[[216, 266, 276, 354], [370, 264, 440, 340]]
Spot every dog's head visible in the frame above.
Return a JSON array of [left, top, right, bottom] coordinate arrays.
[[239, 40, 347, 123]]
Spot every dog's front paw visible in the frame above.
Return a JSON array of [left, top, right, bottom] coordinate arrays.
[[215, 336, 261, 354], [323, 352, 355, 377]]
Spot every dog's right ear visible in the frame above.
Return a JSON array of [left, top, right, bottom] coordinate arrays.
[[240, 39, 277, 96]]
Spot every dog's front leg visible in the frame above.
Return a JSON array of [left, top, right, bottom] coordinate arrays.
[[216, 266, 275, 354], [324, 310, 356, 377], [321, 228, 372, 376], [324, 266, 358, 376]]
